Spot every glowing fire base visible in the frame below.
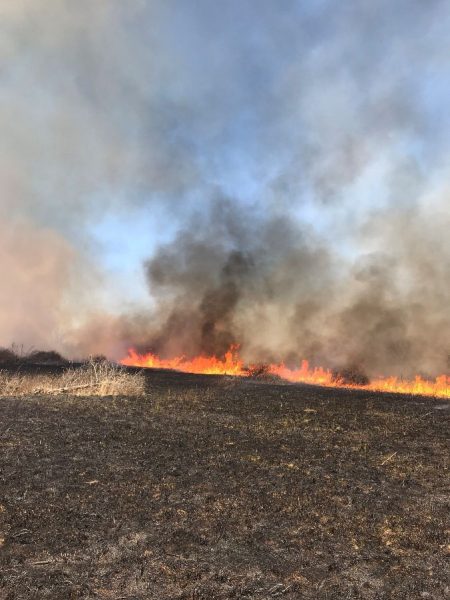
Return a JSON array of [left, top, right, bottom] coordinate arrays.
[[121, 348, 450, 399]]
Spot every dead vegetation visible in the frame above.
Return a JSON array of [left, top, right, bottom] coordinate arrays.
[[0, 370, 448, 599], [0, 346, 67, 365], [25, 349, 67, 364], [245, 363, 283, 383], [332, 364, 370, 386], [0, 360, 145, 397], [0, 348, 19, 364]]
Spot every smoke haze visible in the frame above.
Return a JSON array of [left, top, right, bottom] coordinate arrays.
[[0, 0, 449, 376]]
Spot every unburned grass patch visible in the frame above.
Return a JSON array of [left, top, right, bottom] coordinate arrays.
[[0, 360, 145, 397]]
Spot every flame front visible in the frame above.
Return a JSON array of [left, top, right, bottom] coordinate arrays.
[[121, 346, 245, 376], [121, 347, 450, 398]]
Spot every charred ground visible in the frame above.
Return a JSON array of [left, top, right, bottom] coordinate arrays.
[[0, 367, 449, 599]]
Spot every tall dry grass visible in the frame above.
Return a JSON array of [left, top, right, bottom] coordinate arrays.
[[0, 360, 145, 397]]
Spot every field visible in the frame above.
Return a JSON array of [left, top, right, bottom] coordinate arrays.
[[0, 367, 449, 599]]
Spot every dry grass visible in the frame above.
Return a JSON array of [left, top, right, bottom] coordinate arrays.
[[0, 360, 145, 397]]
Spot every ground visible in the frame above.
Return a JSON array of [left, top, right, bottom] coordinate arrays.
[[0, 369, 449, 599]]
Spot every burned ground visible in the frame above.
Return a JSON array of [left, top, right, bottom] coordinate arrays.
[[0, 369, 449, 599]]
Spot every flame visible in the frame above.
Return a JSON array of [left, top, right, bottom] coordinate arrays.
[[121, 347, 450, 398], [121, 346, 245, 376]]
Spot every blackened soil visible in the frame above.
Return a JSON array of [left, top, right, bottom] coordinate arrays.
[[0, 370, 449, 599]]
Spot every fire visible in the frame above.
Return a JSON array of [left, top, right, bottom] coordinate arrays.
[[121, 346, 245, 376], [121, 347, 450, 399]]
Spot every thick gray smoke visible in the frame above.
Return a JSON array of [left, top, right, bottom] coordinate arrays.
[[0, 1, 449, 376], [143, 198, 449, 378]]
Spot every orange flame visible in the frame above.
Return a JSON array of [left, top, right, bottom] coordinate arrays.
[[121, 347, 450, 398], [121, 346, 245, 376]]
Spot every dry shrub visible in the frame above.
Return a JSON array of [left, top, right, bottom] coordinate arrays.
[[246, 363, 271, 378], [0, 360, 145, 397], [0, 346, 67, 365], [25, 350, 67, 364], [332, 365, 370, 386], [245, 363, 283, 383], [0, 347, 19, 364], [61, 360, 146, 396]]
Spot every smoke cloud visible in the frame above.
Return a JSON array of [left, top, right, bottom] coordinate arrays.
[[143, 195, 450, 377], [0, 0, 449, 376]]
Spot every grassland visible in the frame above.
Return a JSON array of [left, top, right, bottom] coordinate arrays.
[[0, 368, 449, 599]]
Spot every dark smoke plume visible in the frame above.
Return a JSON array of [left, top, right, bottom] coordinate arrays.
[[142, 199, 449, 378]]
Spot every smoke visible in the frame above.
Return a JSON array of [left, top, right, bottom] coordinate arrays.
[[0, 0, 449, 376], [143, 196, 449, 377], [0, 218, 75, 351]]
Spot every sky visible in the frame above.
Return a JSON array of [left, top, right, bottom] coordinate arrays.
[[0, 0, 449, 374]]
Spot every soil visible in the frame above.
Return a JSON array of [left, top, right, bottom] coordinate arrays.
[[0, 368, 449, 599]]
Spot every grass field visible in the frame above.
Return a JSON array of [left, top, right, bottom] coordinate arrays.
[[0, 368, 449, 599]]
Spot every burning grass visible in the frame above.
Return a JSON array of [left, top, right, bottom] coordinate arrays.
[[0, 360, 145, 397], [123, 348, 450, 399]]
